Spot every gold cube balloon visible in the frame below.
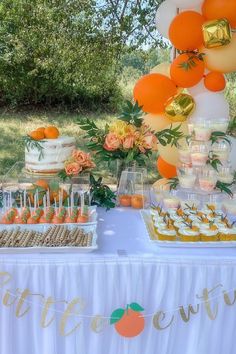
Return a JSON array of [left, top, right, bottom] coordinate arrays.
[[164, 93, 195, 122], [203, 18, 232, 49]]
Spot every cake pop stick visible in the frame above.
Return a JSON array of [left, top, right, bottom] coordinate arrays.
[[28, 196, 32, 216], [54, 198, 58, 215], [23, 189, 26, 208], [43, 195, 46, 216], [81, 192, 85, 216]]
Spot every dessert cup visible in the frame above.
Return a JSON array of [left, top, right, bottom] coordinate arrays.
[[192, 122, 212, 141], [211, 140, 231, 163], [199, 168, 217, 192], [190, 141, 209, 167], [163, 196, 180, 210], [177, 166, 197, 189]]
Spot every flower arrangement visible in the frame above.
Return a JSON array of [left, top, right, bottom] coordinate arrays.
[[58, 149, 95, 180], [78, 101, 183, 166]]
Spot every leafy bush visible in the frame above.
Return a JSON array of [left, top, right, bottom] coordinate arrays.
[[0, 0, 120, 110]]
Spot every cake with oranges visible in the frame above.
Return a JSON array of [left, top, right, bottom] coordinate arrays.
[[25, 126, 76, 175]]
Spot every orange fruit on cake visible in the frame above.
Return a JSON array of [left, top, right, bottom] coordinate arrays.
[[44, 126, 60, 139], [36, 127, 46, 134], [29, 130, 45, 141], [34, 179, 49, 190]]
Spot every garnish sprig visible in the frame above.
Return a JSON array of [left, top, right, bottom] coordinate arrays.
[[23, 136, 44, 161], [210, 131, 231, 145]]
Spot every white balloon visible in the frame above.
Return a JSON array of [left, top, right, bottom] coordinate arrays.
[[188, 80, 209, 96], [155, 0, 177, 39], [190, 92, 229, 121], [170, 0, 203, 9]]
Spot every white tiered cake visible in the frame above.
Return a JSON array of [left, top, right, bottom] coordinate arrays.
[[25, 136, 76, 175]]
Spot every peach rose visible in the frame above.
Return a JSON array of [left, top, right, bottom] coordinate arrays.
[[143, 133, 158, 150], [123, 135, 135, 149], [72, 150, 88, 166], [65, 162, 82, 176], [103, 133, 120, 151]]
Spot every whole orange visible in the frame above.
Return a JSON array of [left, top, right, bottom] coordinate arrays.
[[29, 130, 45, 141], [119, 195, 131, 207], [115, 309, 145, 338], [34, 179, 49, 190], [131, 195, 145, 209], [36, 127, 45, 135], [44, 126, 60, 139]]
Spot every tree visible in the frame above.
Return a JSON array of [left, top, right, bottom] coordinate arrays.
[[96, 0, 166, 51]]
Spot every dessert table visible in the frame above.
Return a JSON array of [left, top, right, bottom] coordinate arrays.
[[0, 208, 236, 354]]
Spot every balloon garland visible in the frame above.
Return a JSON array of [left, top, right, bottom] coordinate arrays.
[[133, 0, 236, 176]]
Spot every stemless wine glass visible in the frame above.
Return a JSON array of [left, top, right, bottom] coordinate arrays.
[[211, 139, 231, 163], [199, 167, 218, 192], [192, 120, 212, 141], [177, 139, 191, 165], [217, 165, 234, 184], [177, 165, 197, 189], [190, 141, 209, 167]]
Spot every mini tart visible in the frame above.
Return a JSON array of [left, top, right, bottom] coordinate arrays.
[[154, 220, 168, 230], [173, 221, 186, 231], [200, 228, 219, 242], [169, 214, 184, 222], [218, 227, 235, 241], [179, 228, 200, 242], [156, 227, 176, 241]]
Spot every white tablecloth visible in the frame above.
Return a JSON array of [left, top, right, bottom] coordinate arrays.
[[0, 208, 236, 354]]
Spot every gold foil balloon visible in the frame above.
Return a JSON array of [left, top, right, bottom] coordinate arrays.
[[164, 93, 195, 122], [201, 33, 236, 73], [143, 113, 172, 132], [202, 18, 232, 49], [158, 122, 189, 166]]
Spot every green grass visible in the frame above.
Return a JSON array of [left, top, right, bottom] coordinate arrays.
[[0, 109, 158, 182]]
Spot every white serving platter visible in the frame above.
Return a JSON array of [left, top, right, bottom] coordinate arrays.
[[141, 209, 236, 249], [0, 206, 98, 253]]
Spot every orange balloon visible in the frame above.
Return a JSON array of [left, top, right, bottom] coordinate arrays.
[[156, 157, 177, 179], [133, 74, 177, 114], [170, 54, 205, 88], [169, 11, 205, 51], [202, 0, 236, 28], [204, 72, 226, 92]]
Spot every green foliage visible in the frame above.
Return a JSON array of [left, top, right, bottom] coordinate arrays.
[[119, 101, 143, 127], [210, 131, 231, 145], [90, 175, 116, 210], [0, 0, 120, 109]]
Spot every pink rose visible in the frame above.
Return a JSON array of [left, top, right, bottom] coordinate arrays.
[[143, 133, 158, 150], [65, 162, 82, 176], [103, 133, 120, 151], [123, 135, 135, 149], [72, 150, 88, 166]]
